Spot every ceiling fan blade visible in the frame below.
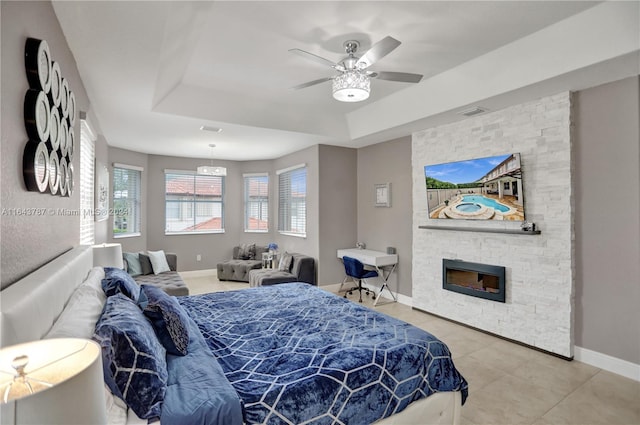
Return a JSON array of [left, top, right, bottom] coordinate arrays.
[[289, 49, 345, 72], [373, 71, 423, 83], [356, 36, 401, 68], [290, 76, 333, 90]]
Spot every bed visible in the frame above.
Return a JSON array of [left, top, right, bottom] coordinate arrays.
[[0, 246, 468, 425]]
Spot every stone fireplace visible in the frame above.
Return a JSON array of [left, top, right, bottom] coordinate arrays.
[[411, 92, 574, 358]]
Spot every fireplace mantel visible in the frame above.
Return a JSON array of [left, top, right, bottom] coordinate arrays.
[[418, 225, 541, 235]]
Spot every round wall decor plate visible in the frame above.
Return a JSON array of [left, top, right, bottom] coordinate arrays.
[[66, 163, 74, 196], [48, 150, 60, 195], [24, 89, 50, 142], [60, 78, 69, 118], [23, 141, 49, 192], [67, 127, 75, 161], [48, 107, 60, 151], [58, 157, 68, 196], [68, 91, 76, 127], [25, 38, 52, 93], [59, 118, 68, 157], [49, 61, 62, 108]]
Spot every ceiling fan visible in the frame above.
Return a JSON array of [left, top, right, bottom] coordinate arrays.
[[289, 36, 423, 102]]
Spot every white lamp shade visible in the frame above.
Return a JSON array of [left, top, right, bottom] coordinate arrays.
[[92, 243, 123, 268], [0, 338, 107, 425], [332, 71, 370, 102]]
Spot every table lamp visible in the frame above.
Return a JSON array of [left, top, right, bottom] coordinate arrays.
[[0, 338, 107, 424], [92, 243, 123, 268]]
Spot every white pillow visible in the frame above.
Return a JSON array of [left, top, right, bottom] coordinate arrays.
[[84, 266, 107, 294], [45, 268, 106, 339], [147, 250, 171, 275]]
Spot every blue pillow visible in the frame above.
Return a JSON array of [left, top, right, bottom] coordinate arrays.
[[123, 252, 143, 277], [141, 285, 189, 356], [102, 267, 147, 307], [93, 294, 168, 420]]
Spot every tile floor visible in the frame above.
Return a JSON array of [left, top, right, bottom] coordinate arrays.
[[181, 271, 640, 425]]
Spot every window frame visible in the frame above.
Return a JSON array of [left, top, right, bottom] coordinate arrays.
[[112, 163, 142, 239], [277, 163, 307, 238], [244, 173, 269, 233], [164, 169, 225, 235]]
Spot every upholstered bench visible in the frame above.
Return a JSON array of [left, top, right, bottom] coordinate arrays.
[[248, 253, 316, 287], [217, 244, 268, 282], [123, 251, 189, 297]]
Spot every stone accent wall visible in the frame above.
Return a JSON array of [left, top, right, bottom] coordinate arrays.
[[411, 92, 574, 357]]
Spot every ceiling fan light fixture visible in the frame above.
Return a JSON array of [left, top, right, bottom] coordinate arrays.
[[332, 71, 370, 102]]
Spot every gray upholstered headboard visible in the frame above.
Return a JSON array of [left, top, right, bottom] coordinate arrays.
[[0, 245, 93, 347]]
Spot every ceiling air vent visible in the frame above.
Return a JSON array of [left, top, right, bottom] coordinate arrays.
[[200, 125, 222, 133], [458, 106, 488, 117]]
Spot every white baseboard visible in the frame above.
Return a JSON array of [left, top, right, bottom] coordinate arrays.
[[574, 346, 640, 382], [320, 282, 413, 307], [179, 269, 217, 278]]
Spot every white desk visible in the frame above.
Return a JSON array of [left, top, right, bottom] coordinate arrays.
[[337, 248, 398, 305]]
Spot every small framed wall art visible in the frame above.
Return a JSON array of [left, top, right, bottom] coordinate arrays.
[[374, 183, 391, 207], [95, 162, 109, 222]]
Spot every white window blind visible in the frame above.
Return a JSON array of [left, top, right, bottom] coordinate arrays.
[[113, 164, 141, 237], [277, 165, 306, 237], [79, 120, 95, 245], [244, 173, 269, 232], [165, 171, 224, 234]]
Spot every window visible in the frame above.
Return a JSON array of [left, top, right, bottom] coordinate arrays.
[[113, 164, 142, 237], [277, 164, 306, 237], [244, 173, 269, 232], [79, 120, 95, 245], [165, 171, 224, 234]]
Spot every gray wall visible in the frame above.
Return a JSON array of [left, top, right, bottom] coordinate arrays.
[[574, 76, 640, 364], [318, 145, 357, 285], [357, 137, 413, 297], [108, 145, 325, 273], [0, 1, 96, 287]]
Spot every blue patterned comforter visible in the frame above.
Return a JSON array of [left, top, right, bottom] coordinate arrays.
[[179, 283, 468, 425]]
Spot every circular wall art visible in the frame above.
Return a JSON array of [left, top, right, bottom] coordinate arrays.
[[48, 150, 60, 195], [49, 61, 62, 108], [24, 89, 50, 142], [23, 141, 49, 192], [68, 91, 76, 127], [60, 78, 69, 119], [66, 163, 74, 196], [59, 157, 68, 196], [67, 127, 75, 161], [48, 107, 60, 151], [25, 38, 52, 93], [59, 118, 68, 158], [23, 37, 76, 196]]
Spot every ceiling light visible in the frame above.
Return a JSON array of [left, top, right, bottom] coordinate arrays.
[[197, 144, 226, 176], [196, 166, 226, 176], [332, 71, 370, 102]]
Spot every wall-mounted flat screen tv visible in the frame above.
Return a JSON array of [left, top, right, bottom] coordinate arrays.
[[424, 153, 525, 221]]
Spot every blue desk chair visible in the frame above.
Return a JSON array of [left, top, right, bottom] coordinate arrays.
[[342, 256, 378, 303]]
